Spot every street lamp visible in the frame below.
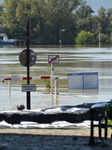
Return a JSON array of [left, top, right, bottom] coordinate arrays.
[[59, 29, 65, 47]]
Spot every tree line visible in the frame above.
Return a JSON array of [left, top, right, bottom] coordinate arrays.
[[0, 0, 112, 45]]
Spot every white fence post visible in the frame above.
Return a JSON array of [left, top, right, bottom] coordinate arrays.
[[55, 77, 58, 95]]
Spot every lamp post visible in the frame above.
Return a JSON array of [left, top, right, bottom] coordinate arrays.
[[59, 29, 65, 47]]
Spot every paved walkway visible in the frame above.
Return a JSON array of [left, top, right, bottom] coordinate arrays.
[[0, 133, 112, 150]]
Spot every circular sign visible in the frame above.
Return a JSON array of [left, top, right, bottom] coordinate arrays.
[[19, 49, 36, 67]]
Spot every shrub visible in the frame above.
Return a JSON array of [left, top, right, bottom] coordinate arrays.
[[75, 30, 95, 45], [44, 79, 51, 92], [105, 103, 112, 129]]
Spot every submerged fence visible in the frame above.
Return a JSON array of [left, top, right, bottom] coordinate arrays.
[[68, 72, 99, 89], [0, 75, 59, 95]]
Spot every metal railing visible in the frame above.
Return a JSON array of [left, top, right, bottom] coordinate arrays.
[[89, 108, 112, 146]]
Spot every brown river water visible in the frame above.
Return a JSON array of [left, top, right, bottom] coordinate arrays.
[[0, 45, 112, 110]]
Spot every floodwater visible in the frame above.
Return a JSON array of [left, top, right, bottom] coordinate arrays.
[[0, 45, 112, 110]]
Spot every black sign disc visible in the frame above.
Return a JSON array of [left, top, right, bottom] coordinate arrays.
[[19, 49, 36, 67]]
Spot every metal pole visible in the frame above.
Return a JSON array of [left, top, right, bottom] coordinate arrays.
[[26, 20, 30, 109], [105, 114, 108, 140], [51, 64, 54, 94], [88, 108, 95, 146]]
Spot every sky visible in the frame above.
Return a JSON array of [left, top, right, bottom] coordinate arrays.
[[85, 0, 112, 14]]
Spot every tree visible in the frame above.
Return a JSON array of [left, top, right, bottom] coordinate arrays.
[[0, 5, 3, 29], [0, 0, 48, 40], [100, 33, 107, 44], [0, 5, 3, 17], [16, 0, 48, 41], [75, 30, 94, 45], [1, 0, 112, 45], [89, 15, 99, 44], [98, 7, 112, 33], [0, 0, 21, 37], [75, 2, 94, 32], [98, 7, 112, 43], [0, 0, 81, 44], [46, 0, 82, 44]]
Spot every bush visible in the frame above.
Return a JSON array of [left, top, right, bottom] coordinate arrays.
[[44, 79, 51, 92], [106, 103, 112, 120], [75, 30, 95, 45], [105, 103, 112, 128]]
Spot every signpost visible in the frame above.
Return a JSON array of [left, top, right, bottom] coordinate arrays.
[[11, 75, 20, 82], [13, 31, 26, 36], [48, 55, 59, 94], [26, 20, 30, 109], [22, 84, 36, 92], [48, 55, 59, 64], [19, 20, 36, 109], [19, 49, 36, 67]]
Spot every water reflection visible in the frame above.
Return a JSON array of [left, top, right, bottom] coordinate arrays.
[[69, 89, 99, 94], [51, 94, 59, 107], [0, 45, 15, 48]]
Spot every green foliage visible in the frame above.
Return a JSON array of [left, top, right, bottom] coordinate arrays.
[[75, 2, 94, 31], [108, 120, 112, 129], [105, 103, 112, 129], [0, 5, 3, 25], [0, 0, 81, 44], [0, 0, 112, 45], [100, 33, 107, 44], [106, 103, 112, 120], [75, 30, 94, 45], [46, 0, 81, 44], [98, 7, 112, 34], [44, 79, 51, 92]]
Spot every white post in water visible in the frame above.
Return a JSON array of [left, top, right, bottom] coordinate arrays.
[[8, 80, 11, 105], [51, 64, 54, 94], [55, 77, 58, 95], [48, 55, 59, 94]]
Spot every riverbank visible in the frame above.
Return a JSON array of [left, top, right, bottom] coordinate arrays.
[[0, 128, 112, 150]]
